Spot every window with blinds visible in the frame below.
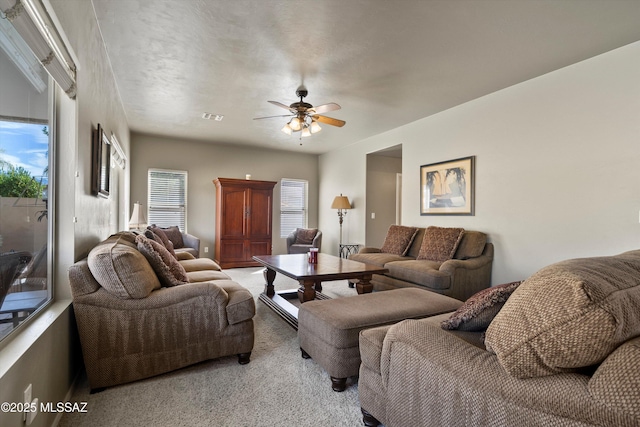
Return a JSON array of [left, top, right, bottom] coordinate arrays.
[[280, 179, 308, 238], [147, 169, 187, 231]]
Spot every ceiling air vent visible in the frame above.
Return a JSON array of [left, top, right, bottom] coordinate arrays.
[[202, 113, 224, 121]]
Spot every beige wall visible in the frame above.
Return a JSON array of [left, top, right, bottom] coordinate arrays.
[[130, 134, 319, 257], [320, 41, 640, 284]]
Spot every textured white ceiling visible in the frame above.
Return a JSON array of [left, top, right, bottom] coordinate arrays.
[[91, 0, 640, 154]]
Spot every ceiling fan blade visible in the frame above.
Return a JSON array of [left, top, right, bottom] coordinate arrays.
[[313, 115, 346, 127], [268, 100, 294, 111], [312, 102, 341, 114], [253, 114, 293, 120]]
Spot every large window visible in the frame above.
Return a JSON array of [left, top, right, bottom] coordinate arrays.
[[0, 44, 53, 341], [280, 178, 308, 237], [147, 169, 188, 231]]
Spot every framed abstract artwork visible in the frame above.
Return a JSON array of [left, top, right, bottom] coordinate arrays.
[[91, 123, 111, 198], [420, 156, 474, 215]]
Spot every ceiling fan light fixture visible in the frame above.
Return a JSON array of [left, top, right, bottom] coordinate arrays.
[[281, 123, 293, 135], [310, 120, 322, 134], [290, 117, 302, 131], [301, 126, 312, 138]]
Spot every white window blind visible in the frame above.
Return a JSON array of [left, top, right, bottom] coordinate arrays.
[[280, 178, 308, 238], [148, 169, 187, 231]]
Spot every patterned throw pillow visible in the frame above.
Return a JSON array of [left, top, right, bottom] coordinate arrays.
[[441, 281, 522, 331], [145, 228, 177, 259], [295, 228, 318, 245], [379, 225, 419, 256], [154, 225, 184, 249], [135, 235, 189, 287], [416, 226, 465, 262]]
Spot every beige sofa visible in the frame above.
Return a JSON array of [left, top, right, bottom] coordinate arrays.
[[69, 232, 255, 391], [349, 226, 493, 301], [359, 250, 640, 427]]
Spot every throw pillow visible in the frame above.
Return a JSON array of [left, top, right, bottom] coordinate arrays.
[[441, 281, 522, 331], [146, 227, 177, 258], [155, 225, 184, 249], [453, 231, 487, 259], [379, 225, 419, 256], [87, 236, 161, 299], [485, 250, 640, 379], [295, 228, 317, 245], [416, 226, 464, 262], [135, 235, 189, 287]]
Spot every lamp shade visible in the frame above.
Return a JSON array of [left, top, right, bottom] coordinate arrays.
[[129, 202, 146, 229], [331, 195, 351, 210]]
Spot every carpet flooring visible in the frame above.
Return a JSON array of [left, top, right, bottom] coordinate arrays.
[[58, 267, 365, 427]]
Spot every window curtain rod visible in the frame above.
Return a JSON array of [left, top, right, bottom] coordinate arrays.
[[0, 0, 76, 99]]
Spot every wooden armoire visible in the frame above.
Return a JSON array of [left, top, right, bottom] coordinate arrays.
[[213, 178, 277, 268]]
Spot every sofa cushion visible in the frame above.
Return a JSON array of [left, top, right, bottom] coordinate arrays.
[[416, 226, 464, 261], [136, 235, 189, 287], [384, 259, 449, 290], [441, 281, 522, 331], [588, 337, 640, 418], [485, 250, 640, 378], [349, 252, 413, 268], [87, 235, 161, 299], [146, 227, 177, 258], [295, 228, 317, 245], [179, 257, 222, 272], [186, 270, 231, 283], [454, 231, 487, 259], [154, 225, 184, 249], [379, 225, 419, 256]]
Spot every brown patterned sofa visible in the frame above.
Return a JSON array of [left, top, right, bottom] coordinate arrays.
[[349, 225, 493, 301], [69, 231, 255, 391], [358, 250, 640, 427]]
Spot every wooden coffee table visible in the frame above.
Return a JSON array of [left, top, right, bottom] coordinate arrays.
[[254, 253, 388, 328]]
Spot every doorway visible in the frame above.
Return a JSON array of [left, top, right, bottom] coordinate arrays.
[[365, 145, 403, 247]]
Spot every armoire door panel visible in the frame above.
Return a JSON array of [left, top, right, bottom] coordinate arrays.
[[248, 240, 271, 258], [219, 241, 245, 262], [221, 188, 247, 238], [248, 189, 272, 237]]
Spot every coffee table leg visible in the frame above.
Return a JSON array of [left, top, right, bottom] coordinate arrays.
[[263, 268, 276, 297], [355, 274, 374, 294], [314, 280, 322, 293], [298, 279, 316, 303]]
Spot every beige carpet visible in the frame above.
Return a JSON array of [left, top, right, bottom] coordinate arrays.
[[58, 267, 365, 427]]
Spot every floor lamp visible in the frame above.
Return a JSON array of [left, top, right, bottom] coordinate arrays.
[[331, 194, 351, 246]]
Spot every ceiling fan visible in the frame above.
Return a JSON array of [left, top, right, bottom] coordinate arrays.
[[253, 86, 346, 138]]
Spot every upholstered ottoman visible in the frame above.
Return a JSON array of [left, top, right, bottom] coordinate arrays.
[[298, 287, 463, 391]]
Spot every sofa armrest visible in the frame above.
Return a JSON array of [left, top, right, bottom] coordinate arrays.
[[286, 231, 296, 248], [181, 233, 201, 252], [358, 247, 382, 254], [376, 318, 611, 427], [438, 254, 493, 275]]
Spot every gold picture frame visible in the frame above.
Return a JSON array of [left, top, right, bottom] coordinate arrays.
[[420, 156, 474, 215]]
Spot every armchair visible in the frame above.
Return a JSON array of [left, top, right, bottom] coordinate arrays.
[[286, 228, 322, 254]]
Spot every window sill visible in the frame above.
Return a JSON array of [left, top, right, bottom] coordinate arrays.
[[0, 299, 72, 379]]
